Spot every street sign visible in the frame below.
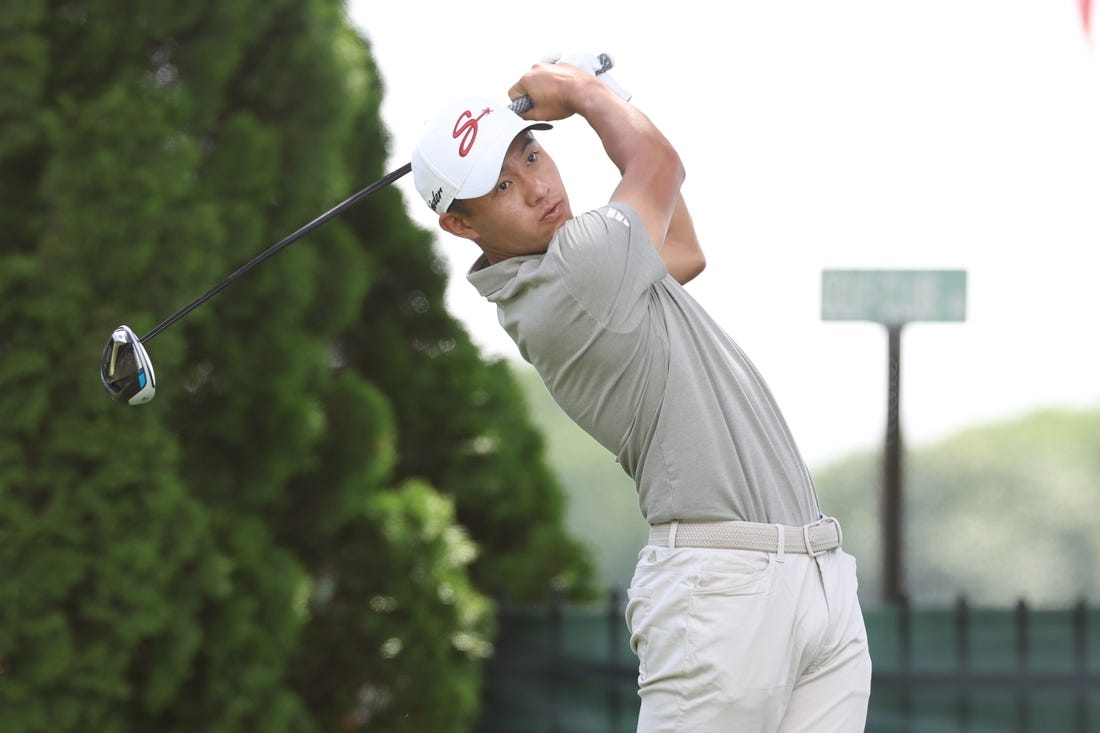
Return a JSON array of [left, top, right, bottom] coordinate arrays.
[[822, 269, 967, 325], [821, 267, 967, 603]]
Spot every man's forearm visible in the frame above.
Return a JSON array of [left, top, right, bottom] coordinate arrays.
[[560, 74, 685, 250], [571, 79, 681, 181], [510, 63, 687, 258], [574, 86, 699, 283]]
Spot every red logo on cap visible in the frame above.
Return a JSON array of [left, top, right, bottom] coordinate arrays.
[[453, 107, 492, 157]]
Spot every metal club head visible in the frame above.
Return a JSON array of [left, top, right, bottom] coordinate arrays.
[[101, 325, 157, 405]]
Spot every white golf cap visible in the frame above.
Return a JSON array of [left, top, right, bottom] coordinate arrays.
[[412, 97, 551, 214]]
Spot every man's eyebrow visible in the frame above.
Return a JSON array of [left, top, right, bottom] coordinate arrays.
[[495, 133, 537, 187], [498, 135, 536, 176], [515, 132, 536, 155]]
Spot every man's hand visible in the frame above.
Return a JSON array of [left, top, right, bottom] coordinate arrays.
[[540, 52, 632, 102], [510, 51, 688, 276], [508, 61, 614, 122]]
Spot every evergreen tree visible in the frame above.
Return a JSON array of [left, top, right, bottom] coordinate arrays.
[[1, 5, 314, 730], [0, 1, 592, 730], [339, 214, 597, 601]]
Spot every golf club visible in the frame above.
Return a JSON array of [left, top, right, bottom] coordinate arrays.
[[101, 54, 616, 404]]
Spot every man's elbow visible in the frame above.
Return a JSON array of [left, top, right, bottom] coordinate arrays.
[[679, 221, 706, 282], [669, 248, 706, 285], [683, 250, 707, 283], [692, 250, 707, 278]]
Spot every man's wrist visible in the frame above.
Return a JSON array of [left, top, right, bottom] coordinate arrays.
[[571, 74, 628, 121]]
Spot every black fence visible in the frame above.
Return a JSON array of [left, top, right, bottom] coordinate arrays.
[[473, 593, 1100, 733]]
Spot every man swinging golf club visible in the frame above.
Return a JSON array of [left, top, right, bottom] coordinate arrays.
[[98, 61, 616, 405], [411, 54, 872, 732]]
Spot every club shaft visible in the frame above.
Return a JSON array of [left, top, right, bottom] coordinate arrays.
[[140, 162, 412, 343], [136, 87, 563, 344]]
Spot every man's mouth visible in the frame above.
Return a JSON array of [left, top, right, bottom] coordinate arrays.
[[541, 201, 563, 223]]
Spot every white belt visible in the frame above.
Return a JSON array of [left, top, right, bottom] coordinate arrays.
[[648, 516, 843, 557]]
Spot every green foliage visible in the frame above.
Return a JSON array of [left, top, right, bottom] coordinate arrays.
[[338, 179, 598, 603], [813, 406, 1100, 606], [0, 452, 313, 732], [290, 480, 493, 732], [509, 363, 649, 591], [1, 1, 593, 731], [0, 1, 47, 163]]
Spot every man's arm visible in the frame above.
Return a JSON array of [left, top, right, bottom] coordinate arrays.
[[509, 63, 684, 266], [663, 193, 705, 285]]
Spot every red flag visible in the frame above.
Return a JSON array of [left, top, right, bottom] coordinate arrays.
[[1083, 0, 1093, 34]]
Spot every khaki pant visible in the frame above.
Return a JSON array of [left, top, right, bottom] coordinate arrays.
[[626, 544, 871, 732]]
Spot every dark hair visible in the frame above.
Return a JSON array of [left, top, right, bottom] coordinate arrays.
[[447, 198, 470, 215]]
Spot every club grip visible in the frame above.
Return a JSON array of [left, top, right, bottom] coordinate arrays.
[[508, 96, 533, 114], [505, 53, 614, 117]]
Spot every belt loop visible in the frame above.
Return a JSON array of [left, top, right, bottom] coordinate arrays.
[[830, 516, 843, 547], [774, 524, 786, 563], [667, 521, 679, 550], [804, 522, 820, 558]]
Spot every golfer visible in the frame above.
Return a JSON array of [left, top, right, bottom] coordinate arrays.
[[411, 57, 872, 732]]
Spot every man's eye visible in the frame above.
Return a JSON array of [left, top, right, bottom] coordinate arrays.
[[528, 151, 539, 164], [497, 181, 511, 192]]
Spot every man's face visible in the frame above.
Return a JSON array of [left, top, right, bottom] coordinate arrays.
[[442, 132, 572, 263]]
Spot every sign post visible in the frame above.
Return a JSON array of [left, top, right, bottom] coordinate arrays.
[[822, 269, 967, 604]]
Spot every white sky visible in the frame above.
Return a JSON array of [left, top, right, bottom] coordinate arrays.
[[347, 0, 1100, 468]]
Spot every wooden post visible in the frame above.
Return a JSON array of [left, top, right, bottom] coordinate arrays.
[[883, 324, 905, 604]]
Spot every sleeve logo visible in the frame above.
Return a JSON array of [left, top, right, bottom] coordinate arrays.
[[606, 208, 629, 227]]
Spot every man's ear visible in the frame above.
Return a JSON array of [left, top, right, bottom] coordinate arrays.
[[439, 211, 478, 241]]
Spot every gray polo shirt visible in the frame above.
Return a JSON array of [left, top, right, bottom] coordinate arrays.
[[468, 204, 820, 526]]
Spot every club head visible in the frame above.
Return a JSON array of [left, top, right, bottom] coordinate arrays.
[[101, 325, 156, 405]]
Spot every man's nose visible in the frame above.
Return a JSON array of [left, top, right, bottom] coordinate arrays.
[[524, 175, 549, 204]]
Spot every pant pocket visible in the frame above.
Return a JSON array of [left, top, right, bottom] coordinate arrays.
[[685, 552, 784, 694], [626, 549, 685, 688], [625, 588, 652, 682]]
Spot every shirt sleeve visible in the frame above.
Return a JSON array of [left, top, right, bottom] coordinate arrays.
[[546, 204, 669, 332]]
